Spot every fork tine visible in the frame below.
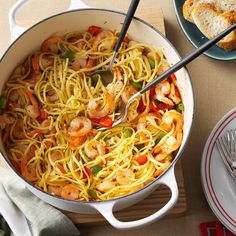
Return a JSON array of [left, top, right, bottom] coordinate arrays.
[[216, 139, 236, 180]]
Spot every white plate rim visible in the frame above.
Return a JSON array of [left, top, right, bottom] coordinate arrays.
[[201, 107, 236, 234]]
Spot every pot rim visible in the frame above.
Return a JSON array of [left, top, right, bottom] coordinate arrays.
[[0, 7, 195, 204]]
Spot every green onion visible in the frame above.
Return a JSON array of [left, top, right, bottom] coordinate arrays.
[[88, 189, 97, 199], [132, 81, 142, 89], [176, 102, 184, 113], [148, 59, 155, 69], [135, 143, 144, 150], [60, 50, 74, 61], [0, 96, 7, 110], [90, 165, 102, 175], [164, 155, 173, 161], [91, 75, 99, 87], [155, 132, 166, 144], [123, 129, 132, 138]]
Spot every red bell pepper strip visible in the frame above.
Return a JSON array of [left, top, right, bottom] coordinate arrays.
[[88, 25, 102, 36], [169, 73, 176, 82], [37, 109, 48, 122], [137, 155, 148, 165], [91, 117, 113, 128], [83, 166, 92, 179], [138, 100, 146, 112]]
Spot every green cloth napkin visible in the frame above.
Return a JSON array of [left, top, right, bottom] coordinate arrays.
[[0, 167, 80, 236]]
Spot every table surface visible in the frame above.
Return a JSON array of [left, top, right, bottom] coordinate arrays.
[[0, 0, 235, 235]]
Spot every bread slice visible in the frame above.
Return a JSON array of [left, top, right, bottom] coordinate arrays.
[[192, 3, 236, 51], [183, 0, 236, 23]]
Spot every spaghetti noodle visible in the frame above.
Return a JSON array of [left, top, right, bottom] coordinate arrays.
[[0, 25, 184, 201]]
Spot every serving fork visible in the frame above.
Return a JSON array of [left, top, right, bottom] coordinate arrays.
[[216, 129, 236, 180]]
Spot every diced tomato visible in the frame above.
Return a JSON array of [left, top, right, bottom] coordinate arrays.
[[137, 155, 148, 165], [105, 148, 109, 154], [169, 73, 176, 82], [37, 109, 48, 122], [155, 102, 173, 111], [6, 102, 14, 111], [149, 104, 159, 113], [87, 58, 95, 68], [91, 117, 113, 128], [150, 86, 156, 98], [138, 100, 146, 112], [83, 166, 92, 179], [88, 25, 102, 36]]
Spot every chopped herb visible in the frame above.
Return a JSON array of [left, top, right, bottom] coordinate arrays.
[[90, 165, 102, 175], [0, 96, 7, 110], [164, 155, 173, 161], [155, 132, 166, 144], [176, 102, 184, 113], [88, 189, 97, 199], [60, 50, 74, 61], [123, 129, 132, 138], [132, 81, 142, 89], [91, 75, 99, 87], [148, 59, 155, 69], [135, 143, 144, 150]]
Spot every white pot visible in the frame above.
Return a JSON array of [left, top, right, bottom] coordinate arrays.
[[0, 0, 194, 230]]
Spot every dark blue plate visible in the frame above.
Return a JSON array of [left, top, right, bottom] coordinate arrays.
[[173, 0, 236, 61]]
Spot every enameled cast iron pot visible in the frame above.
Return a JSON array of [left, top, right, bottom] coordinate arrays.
[[0, 0, 194, 230]]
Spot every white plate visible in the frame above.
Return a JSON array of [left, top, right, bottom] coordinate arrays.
[[201, 107, 236, 234]]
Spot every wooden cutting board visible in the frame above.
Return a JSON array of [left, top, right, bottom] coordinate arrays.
[[65, 6, 187, 225]]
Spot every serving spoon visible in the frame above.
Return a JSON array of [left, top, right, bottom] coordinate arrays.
[[101, 0, 140, 85], [97, 23, 236, 131]]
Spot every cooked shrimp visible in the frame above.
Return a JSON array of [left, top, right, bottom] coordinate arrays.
[[156, 59, 170, 76], [87, 91, 114, 118], [92, 30, 115, 50], [0, 114, 15, 130], [153, 161, 171, 177], [121, 85, 138, 103], [154, 80, 174, 106], [168, 83, 181, 104], [68, 116, 92, 137], [51, 150, 63, 162], [61, 184, 80, 200], [41, 35, 60, 53], [69, 135, 87, 148], [84, 140, 106, 159], [24, 89, 40, 118], [71, 58, 87, 71], [20, 146, 37, 181], [127, 40, 139, 47], [137, 113, 159, 131], [96, 181, 116, 192], [47, 90, 58, 102], [116, 169, 135, 185], [41, 54, 54, 69], [48, 185, 63, 197], [13, 120, 26, 139]]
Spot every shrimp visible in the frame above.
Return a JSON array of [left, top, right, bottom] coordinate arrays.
[[47, 90, 58, 102], [71, 58, 87, 71], [48, 185, 63, 197], [153, 110, 184, 159], [13, 120, 26, 139], [96, 181, 116, 192], [69, 135, 87, 148], [51, 150, 63, 162], [137, 113, 159, 131], [41, 54, 54, 69], [41, 35, 61, 53], [61, 184, 80, 200], [67, 116, 92, 137], [20, 146, 38, 181], [156, 59, 170, 76], [87, 91, 114, 118], [154, 80, 174, 106], [121, 85, 138, 103], [116, 169, 135, 185], [24, 89, 40, 118], [168, 83, 181, 104], [84, 140, 106, 159], [154, 161, 171, 177], [0, 114, 15, 130], [92, 30, 115, 51]]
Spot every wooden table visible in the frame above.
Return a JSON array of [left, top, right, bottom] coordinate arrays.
[[0, 0, 236, 235]]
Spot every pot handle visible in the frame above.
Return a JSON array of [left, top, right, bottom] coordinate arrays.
[[91, 165, 178, 230], [8, 0, 89, 43]]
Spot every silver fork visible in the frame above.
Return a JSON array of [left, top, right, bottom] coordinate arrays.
[[226, 129, 236, 168], [216, 131, 236, 180]]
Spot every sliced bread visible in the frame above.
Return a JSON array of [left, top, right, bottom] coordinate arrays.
[[192, 3, 236, 51], [183, 0, 236, 23]]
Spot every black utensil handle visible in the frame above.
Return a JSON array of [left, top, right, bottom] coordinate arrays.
[[140, 23, 236, 94], [114, 0, 140, 53]]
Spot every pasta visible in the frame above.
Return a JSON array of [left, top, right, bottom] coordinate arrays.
[[0, 25, 184, 201]]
